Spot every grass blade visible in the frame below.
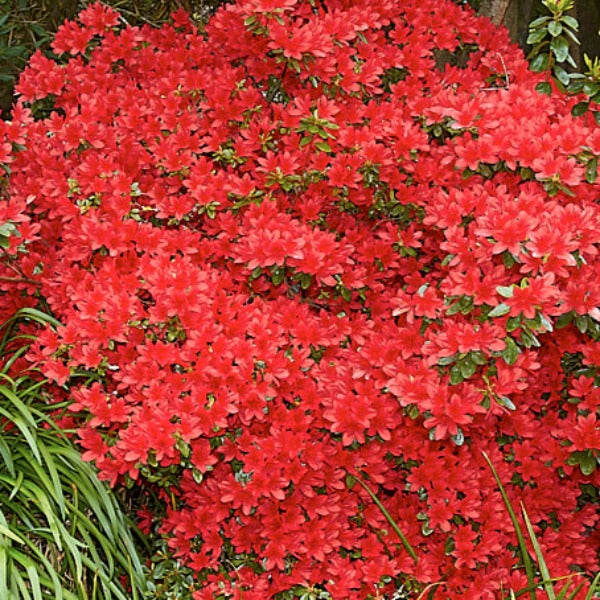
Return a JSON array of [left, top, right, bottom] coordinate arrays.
[[482, 451, 536, 600], [352, 471, 418, 563], [0, 522, 26, 545], [564, 583, 584, 600], [520, 503, 555, 600], [0, 436, 15, 477], [0, 307, 148, 598], [584, 573, 600, 600]]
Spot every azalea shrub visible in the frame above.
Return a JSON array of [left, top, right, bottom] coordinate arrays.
[[1, 0, 599, 598]]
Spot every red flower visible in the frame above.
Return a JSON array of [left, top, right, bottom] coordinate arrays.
[[569, 414, 600, 452], [5, 0, 600, 595]]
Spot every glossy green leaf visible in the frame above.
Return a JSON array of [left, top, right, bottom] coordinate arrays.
[[548, 21, 562, 37], [571, 101, 589, 117], [530, 52, 549, 72], [550, 36, 570, 63], [535, 81, 552, 95], [489, 303, 510, 318], [502, 336, 520, 365]]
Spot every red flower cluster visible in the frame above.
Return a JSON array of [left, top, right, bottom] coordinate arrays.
[[1, 0, 599, 597]]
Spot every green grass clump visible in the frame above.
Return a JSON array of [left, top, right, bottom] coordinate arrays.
[[0, 307, 149, 599]]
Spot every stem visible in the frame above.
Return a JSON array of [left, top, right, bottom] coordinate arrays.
[[0, 275, 40, 286]]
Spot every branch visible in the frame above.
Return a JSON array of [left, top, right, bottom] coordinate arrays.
[[0, 275, 41, 286]]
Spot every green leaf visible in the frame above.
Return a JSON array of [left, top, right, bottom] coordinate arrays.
[[554, 64, 570, 86], [571, 101, 589, 117], [438, 354, 457, 366], [446, 301, 463, 316], [527, 28, 548, 45], [579, 453, 597, 476], [550, 36, 570, 63], [586, 157, 598, 184], [568, 78, 585, 93], [459, 357, 477, 379], [488, 303, 510, 318], [450, 428, 464, 446], [12, 307, 61, 330], [459, 296, 474, 314], [502, 336, 520, 365], [0, 223, 16, 237], [575, 315, 589, 334], [539, 313, 554, 333], [0, 523, 25, 545], [503, 251, 516, 268], [530, 52, 549, 72], [548, 21, 563, 37], [417, 284, 428, 297], [315, 141, 331, 153], [497, 395, 516, 411], [470, 351, 487, 366], [535, 81, 552, 96], [566, 450, 598, 476], [529, 16, 551, 28], [449, 365, 463, 385], [441, 253, 455, 267], [497, 285, 514, 298], [407, 405, 420, 420], [0, 306, 149, 600], [583, 81, 599, 97], [566, 52, 578, 70], [557, 580, 583, 600], [565, 29, 581, 46], [559, 15, 579, 30], [520, 328, 540, 348], [271, 268, 285, 286], [0, 412, 40, 463], [556, 311, 573, 329], [446, 295, 474, 316], [506, 316, 522, 333]]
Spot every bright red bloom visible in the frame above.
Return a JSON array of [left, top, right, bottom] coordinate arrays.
[[3, 0, 600, 597]]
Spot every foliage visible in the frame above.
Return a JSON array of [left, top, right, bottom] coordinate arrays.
[[1, 0, 600, 598], [527, 0, 580, 85], [527, 0, 600, 126], [0, 307, 149, 599]]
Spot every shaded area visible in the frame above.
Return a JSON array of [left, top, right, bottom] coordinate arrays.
[[482, 0, 600, 67]]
